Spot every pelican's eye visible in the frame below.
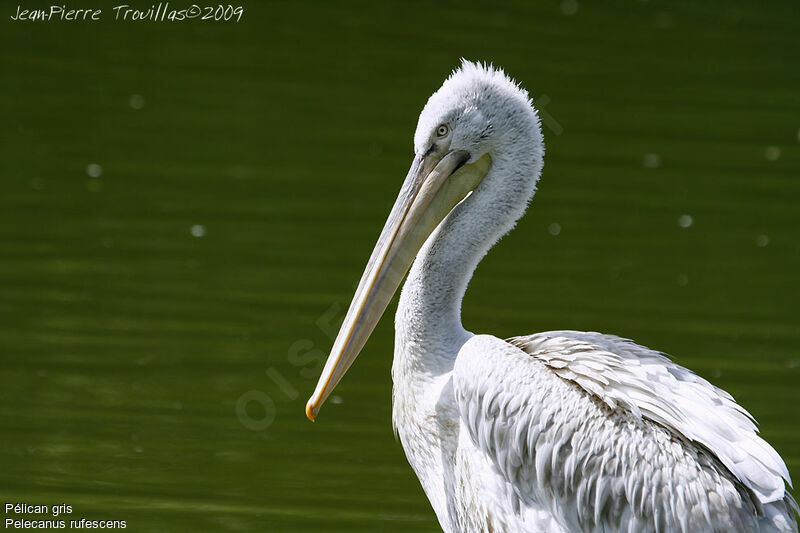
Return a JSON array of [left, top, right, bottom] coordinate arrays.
[[436, 124, 450, 138]]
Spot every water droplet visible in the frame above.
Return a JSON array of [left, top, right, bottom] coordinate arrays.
[[756, 234, 769, 247], [677, 274, 688, 287], [86, 163, 103, 178], [724, 7, 741, 24], [654, 11, 674, 29], [642, 153, 661, 168], [677, 214, 693, 228], [129, 94, 145, 110], [560, 0, 578, 16], [190, 224, 206, 238], [764, 146, 781, 161], [330, 395, 344, 405], [227, 166, 247, 179], [548, 222, 562, 236]]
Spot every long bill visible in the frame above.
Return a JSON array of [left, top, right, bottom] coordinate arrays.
[[305, 149, 491, 420]]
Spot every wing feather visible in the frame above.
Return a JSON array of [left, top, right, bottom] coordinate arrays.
[[506, 330, 791, 505], [452, 331, 797, 532]]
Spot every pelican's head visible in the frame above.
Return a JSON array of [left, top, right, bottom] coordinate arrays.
[[413, 60, 542, 173], [306, 61, 544, 421]]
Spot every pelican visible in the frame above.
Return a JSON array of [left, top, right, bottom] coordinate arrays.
[[305, 61, 797, 532]]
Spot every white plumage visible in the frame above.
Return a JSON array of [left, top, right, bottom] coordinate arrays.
[[308, 60, 797, 532], [447, 332, 796, 532]]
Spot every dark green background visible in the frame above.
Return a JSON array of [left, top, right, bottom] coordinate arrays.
[[2, 1, 798, 531]]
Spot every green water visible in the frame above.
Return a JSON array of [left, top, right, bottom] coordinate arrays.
[[2, 1, 799, 531]]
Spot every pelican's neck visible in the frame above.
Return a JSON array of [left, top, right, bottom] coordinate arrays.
[[395, 147, 541, 373]]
